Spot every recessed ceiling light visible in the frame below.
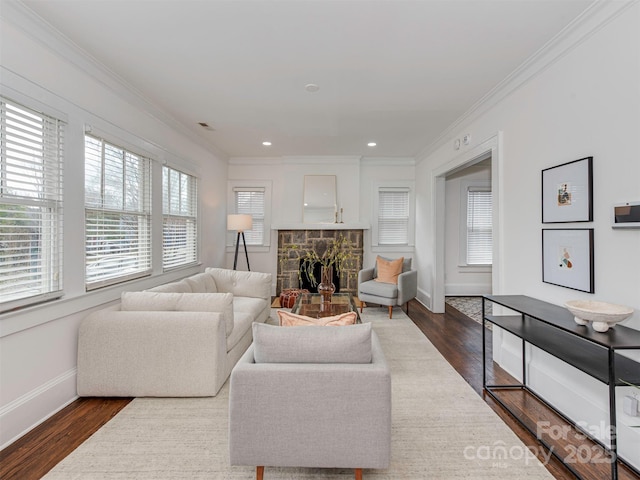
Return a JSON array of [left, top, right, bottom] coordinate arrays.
[[262, 141, 272, 146], [305, 83, 320, 93], [367, 142, 377, 147]]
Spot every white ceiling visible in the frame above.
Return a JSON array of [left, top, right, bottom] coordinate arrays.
[[21, 0, 594, 159]]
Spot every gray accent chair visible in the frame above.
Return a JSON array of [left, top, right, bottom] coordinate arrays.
[[229, 323, 391, 480], [358, 257, 417, 318]]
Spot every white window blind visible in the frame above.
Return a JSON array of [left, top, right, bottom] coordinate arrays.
[[378, 188, 409, 245], [163, 166, 198, 270], [0, 98, 64, 312], [466, 187, 492, 265], [233, 187, 265, 245], [84, 135, 152, 289]]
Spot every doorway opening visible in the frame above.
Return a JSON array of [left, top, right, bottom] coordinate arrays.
[[431, 133, 501, 314]]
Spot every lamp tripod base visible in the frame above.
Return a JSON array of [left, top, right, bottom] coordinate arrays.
[[233, 231, 251, 271]]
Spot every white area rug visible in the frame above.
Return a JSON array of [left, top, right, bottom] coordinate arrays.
[[44, 308, 553, 479]]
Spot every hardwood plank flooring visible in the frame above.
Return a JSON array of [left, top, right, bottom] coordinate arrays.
[[1, 300, 638, 479], [0, 397, 131, 480]]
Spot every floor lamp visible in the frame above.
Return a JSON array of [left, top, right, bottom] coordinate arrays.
[[228, 214, 252, 271]]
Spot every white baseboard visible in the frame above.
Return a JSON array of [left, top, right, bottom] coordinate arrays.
[[493, 343, 640, 471], [0, 368, 78, 450], [416, 287, 431, 311], [413, 296, 429, 312], [445, 283, 492, 296], [528, 359, 640, 470], [493, 331, 524, 382]]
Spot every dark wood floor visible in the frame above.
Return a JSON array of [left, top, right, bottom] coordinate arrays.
[[1, 299, 638, 480]]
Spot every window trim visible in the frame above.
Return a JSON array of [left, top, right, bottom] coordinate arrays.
[[371, 181, 415, 249], [84, 134, 153, 290], [162, 165, 199, 271], [458, 180, 492, 267], [0, 96, 65, 313], [227, 180, 272, 248]]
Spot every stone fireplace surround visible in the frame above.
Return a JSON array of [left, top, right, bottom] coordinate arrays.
[[276, 228, 364, 296]]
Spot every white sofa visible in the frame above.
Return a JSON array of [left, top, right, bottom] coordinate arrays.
[[76, 268, 272, 397]]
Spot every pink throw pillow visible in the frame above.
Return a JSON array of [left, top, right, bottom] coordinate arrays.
[[277, 310, 357, 326], [375, 256, 404, 284]]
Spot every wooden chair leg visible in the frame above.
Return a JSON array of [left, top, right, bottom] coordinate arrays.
[[388, 305, 393, 318], [256, 466, 264, 480], [355, 468, 363, 480]]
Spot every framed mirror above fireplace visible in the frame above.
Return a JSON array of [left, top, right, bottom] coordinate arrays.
[[303, 175, 336, 223]]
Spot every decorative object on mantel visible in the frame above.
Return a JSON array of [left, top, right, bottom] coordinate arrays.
[[565, 299, 634, 332], [227, 214, 252, 271], [542, 156, 593, 223]]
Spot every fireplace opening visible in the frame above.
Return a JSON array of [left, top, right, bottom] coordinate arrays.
[[298, 259, 340, 293]]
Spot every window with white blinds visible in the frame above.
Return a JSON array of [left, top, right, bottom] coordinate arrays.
[[0, 97, 64, 312], [466, 187, 492, 265], [378, 187, 410, 245], [84, 135, 152, 289], [163, 166, 198, 270], [233, 187, 265, 245]]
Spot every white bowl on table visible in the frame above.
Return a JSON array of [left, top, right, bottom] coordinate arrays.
[[565, 300, 634, 333]]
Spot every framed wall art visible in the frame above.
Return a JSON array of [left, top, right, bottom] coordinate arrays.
[[542, 229, 594, 293], [542, 157, 593, 223]]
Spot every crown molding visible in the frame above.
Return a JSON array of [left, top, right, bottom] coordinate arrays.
[[2, 0, 229, 161], [416, 0, 638, 163], [229, 156, 416, 167], [228, 157, 284, 166], [360, 157, 416, 167], [229, 155, 362, 166], [281, 155, 362, 165], [230, 155, 362, 166]]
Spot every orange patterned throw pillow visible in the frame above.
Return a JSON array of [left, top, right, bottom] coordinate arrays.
[[375, 256, 404, 284], [277, 310, 358, 326]]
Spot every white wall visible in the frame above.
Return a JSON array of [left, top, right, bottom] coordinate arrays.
[[444, 162, 492, 296], [227, 157, 416, 292], [0, 6, 228, 448], [416, 2, 640, 468]]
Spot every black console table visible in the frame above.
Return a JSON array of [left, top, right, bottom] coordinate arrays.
[[482, 295, 640, 480]]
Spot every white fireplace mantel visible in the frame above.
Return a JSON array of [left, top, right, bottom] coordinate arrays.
[[272, 223, 370, 230]]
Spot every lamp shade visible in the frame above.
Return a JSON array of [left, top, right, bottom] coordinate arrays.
[[227, 214, 253, 232]]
